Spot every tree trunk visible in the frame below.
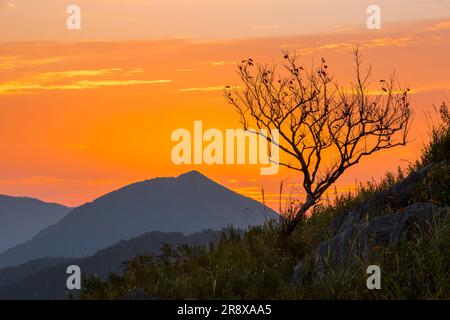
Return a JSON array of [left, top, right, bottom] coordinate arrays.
[[280, 199, 316, 248]]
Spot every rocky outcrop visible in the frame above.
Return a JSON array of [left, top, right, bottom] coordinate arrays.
[[331, 164, 433, 234], [294, 202, 448, 283]]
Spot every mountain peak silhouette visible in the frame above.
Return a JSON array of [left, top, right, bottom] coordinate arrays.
[[0, 171, 278, 268], [177, 170, 206, 180], [178, 170, 203, 177]]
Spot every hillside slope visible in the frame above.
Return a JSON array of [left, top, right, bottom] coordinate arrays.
[[0, 229, 229, 299], [0, 195, 71, 253]]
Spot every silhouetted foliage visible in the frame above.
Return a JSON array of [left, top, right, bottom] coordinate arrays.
[[421, 102, 450, 165]]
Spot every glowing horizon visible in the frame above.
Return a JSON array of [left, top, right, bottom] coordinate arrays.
[[1, 11, 450, 211]]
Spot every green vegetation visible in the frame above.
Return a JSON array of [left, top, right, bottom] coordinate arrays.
[[80, 103, 450, 300]]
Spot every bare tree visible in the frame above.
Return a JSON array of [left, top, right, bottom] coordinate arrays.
[[225, 48, 412, 235]]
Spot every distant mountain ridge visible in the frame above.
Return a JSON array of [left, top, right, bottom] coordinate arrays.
[[0, 171, 278, 268], [0, 195, 71, 253], [0, 229, 229, 299]]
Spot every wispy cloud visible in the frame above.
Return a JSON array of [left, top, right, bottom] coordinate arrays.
[[0, 79, 171, 94], [365, 36, 417, 48], [34, 68, 123, 80], [70, 79, 171, 89], [426, 20, 450, 31], [179, 85, 228, 92], [283, 35, 418, 55], [210, 61, 235, 67], [6, 2, 17, 10], [0, 56, 65, 70], [413, 83, 450, 93], [0, 68, 171, 95]]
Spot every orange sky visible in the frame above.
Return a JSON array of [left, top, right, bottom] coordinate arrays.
[[1, 11, 450, 210]]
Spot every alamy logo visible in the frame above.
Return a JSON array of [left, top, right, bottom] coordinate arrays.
[[366, 265, 381, 290], [66, 265, 81, 290], [66, 5, 81, 30], [367, 5, 381, 30], [171, 121, 280, 175]]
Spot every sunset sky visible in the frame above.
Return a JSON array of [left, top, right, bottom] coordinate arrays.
[[1, 1, 450, 210]]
